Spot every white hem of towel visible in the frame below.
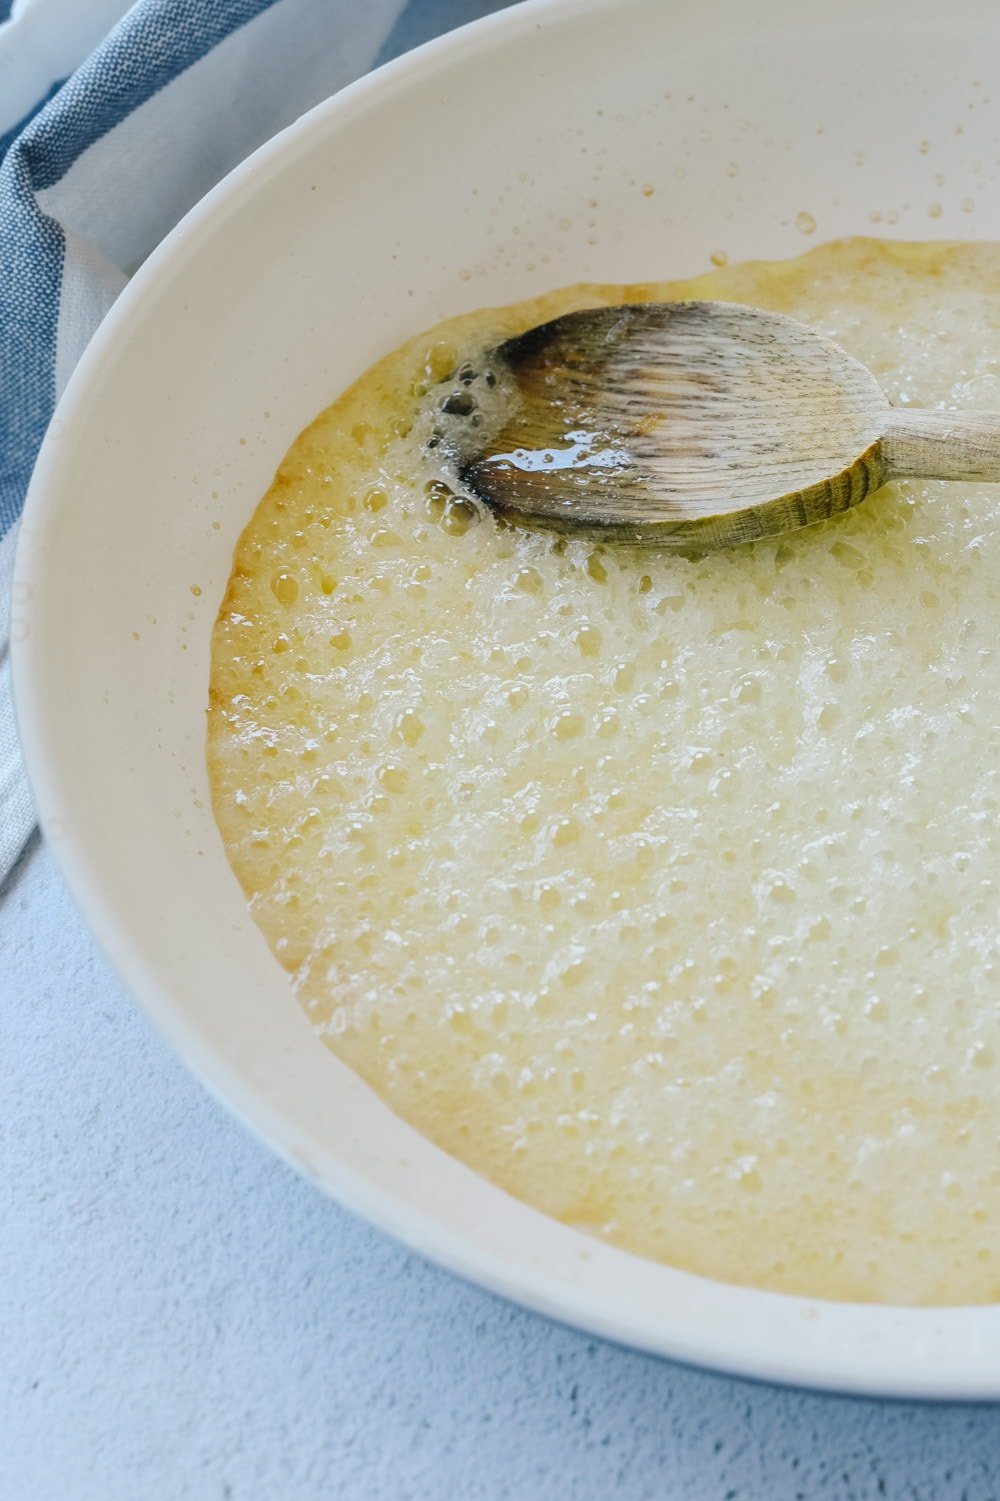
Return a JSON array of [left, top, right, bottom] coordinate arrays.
[[34, 0, 409, 274], [1, 523, 36, 880], [0, 0, 137, 139]]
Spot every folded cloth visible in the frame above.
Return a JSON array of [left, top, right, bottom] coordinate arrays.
[[0, 0, 512, 885]]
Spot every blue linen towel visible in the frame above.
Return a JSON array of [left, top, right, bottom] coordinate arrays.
[[0, 0, 512, 883]]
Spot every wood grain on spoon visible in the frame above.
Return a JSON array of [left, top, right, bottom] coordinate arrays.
[[442, 301, 1000, 547]]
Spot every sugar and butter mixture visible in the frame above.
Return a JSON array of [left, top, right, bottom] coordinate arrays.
[[208, 240, 1000, 1305]]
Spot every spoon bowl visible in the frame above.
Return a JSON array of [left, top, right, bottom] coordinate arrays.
[[454, 301, 1000, 546]]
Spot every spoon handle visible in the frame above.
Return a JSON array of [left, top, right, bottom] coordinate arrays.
[[882, 408, 1000, 482]]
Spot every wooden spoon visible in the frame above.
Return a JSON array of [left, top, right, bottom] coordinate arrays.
[[440, 301, 1000, 548]]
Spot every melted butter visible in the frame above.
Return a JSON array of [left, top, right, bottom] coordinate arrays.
[[209, 238, 1000, 1305]]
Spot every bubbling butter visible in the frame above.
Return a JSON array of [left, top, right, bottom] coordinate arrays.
[[209, 239, 1000, 1305]]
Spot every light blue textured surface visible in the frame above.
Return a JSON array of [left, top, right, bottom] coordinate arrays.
[[5, 836, 1000, 1499]]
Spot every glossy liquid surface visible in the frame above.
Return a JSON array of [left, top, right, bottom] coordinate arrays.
[[209, 240, 1000, 1304]]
